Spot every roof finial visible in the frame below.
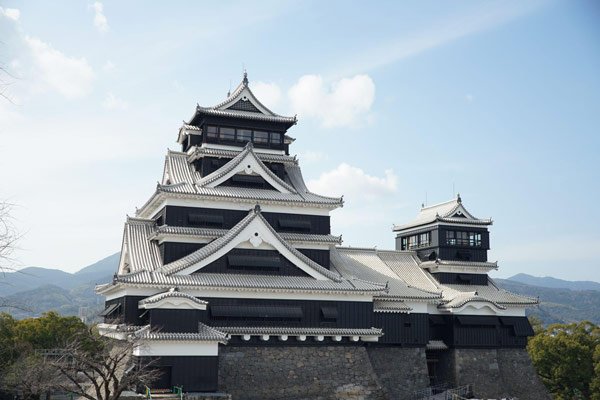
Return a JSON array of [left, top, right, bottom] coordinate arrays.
[[227, 79, 231, 98], [243, 69, 248, 86], [457, 193, 462, 203], [253, 204, 261, 213]]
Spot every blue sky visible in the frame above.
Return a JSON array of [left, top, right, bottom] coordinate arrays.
[[1, 1, 599, 281]]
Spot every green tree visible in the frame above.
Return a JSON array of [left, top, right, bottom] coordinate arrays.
[[13, 311, 86, 349], [528, 321, 600, 399], [0, 313, 19, 370], [591, 344, 600, 400]]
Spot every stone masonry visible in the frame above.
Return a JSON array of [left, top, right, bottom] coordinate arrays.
[[447, 348, 550, 399], [218, 346, 549, 400], [366, 347, 430, 399], [218, 346, 387, 400]]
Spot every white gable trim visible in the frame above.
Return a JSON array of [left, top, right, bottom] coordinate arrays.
[[204, 150, 293, 193], [173, 217, 330, 280], [139, 297, 207, 311], [219, 86, 274, 116], [447, 204, 477, 220]]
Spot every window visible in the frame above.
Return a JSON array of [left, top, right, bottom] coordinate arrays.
[[446, 231, 456, 245], [206, 125, 218, 139], [237, 129, 252, 142], [219, 127, 236, 141], [403, 232, 431, 249], [408, 235, 418, 249], [253, 130, 269, 144], [270, 132, 282, 145], [446, 230, 482, 247]]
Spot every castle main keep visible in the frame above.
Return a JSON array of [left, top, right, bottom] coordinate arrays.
[[96, 73, 548, 399]]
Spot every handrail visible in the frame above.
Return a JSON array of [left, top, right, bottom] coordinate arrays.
[[173, 385, 183, 400]]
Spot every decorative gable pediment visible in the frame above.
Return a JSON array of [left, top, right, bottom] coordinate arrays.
[[446, 203, 477, 220], [216, 73, 278, 117], [160, 207, 340, 282], [197, 143, 296, 194], [138, 289, 208, 310]]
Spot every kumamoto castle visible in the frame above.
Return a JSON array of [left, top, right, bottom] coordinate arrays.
[[96, 73, 549, 399]]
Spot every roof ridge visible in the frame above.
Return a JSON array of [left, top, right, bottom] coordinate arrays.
[[421, 198, 458, 211]]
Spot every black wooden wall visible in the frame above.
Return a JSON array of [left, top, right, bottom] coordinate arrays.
[[429, 315, 532, 348], [140, 355, 218, 392], [158, 206, 331, 235], [373, 312, 429, 346], [431, 272, 489, 285], [396, 225, 490, 262]]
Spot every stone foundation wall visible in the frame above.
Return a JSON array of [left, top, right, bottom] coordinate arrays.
[[217, 346, 549, 400], [366, 347, 429, 399], [218, 346, 387, 400], [451, 348, 551, 399], [497, 348, 552, 400]]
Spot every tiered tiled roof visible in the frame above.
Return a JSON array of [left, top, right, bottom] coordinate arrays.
[[150, 225, 342, 245], [438, 279, 538, 310], [118, 217, 162, 274], [135, 324, 229, 344], [214, 326, 382, 337], [189, 73, 297, 126], [393, 195, 493, 231], [102, 271, 386, 295], [331, 247, 442, 301], [188, 146, 298, 165], [136, 147, 343, 218]]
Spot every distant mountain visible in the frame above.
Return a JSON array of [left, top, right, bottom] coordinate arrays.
[[507, 273, 600, 292], [2, 284, 104, 321], [0, 253, 119, 297], [0, 253, 118, 320], [495, 278, 600, 325]]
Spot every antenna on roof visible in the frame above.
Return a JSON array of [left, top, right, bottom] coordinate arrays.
[[242, 64, 248, 85]]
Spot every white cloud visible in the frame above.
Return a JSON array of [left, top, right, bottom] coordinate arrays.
[[465, 94, 475, 102], [103, 60, 115, 71], [102, 92, 128, 110], [307, 163, 397, 201], [288, 74, 375, 128], [92, 2, 109, 33], [251, 81, 282, 110], [25, 36, 95, 99], [0, 7, 20, 21]]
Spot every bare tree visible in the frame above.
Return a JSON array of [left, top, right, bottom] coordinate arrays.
[[49, 327, 161, 400], [1, 353, 58, 400], [0, 201, 18, 274]]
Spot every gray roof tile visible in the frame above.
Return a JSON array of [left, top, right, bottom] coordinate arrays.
[[213, 326, 382, 337]]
